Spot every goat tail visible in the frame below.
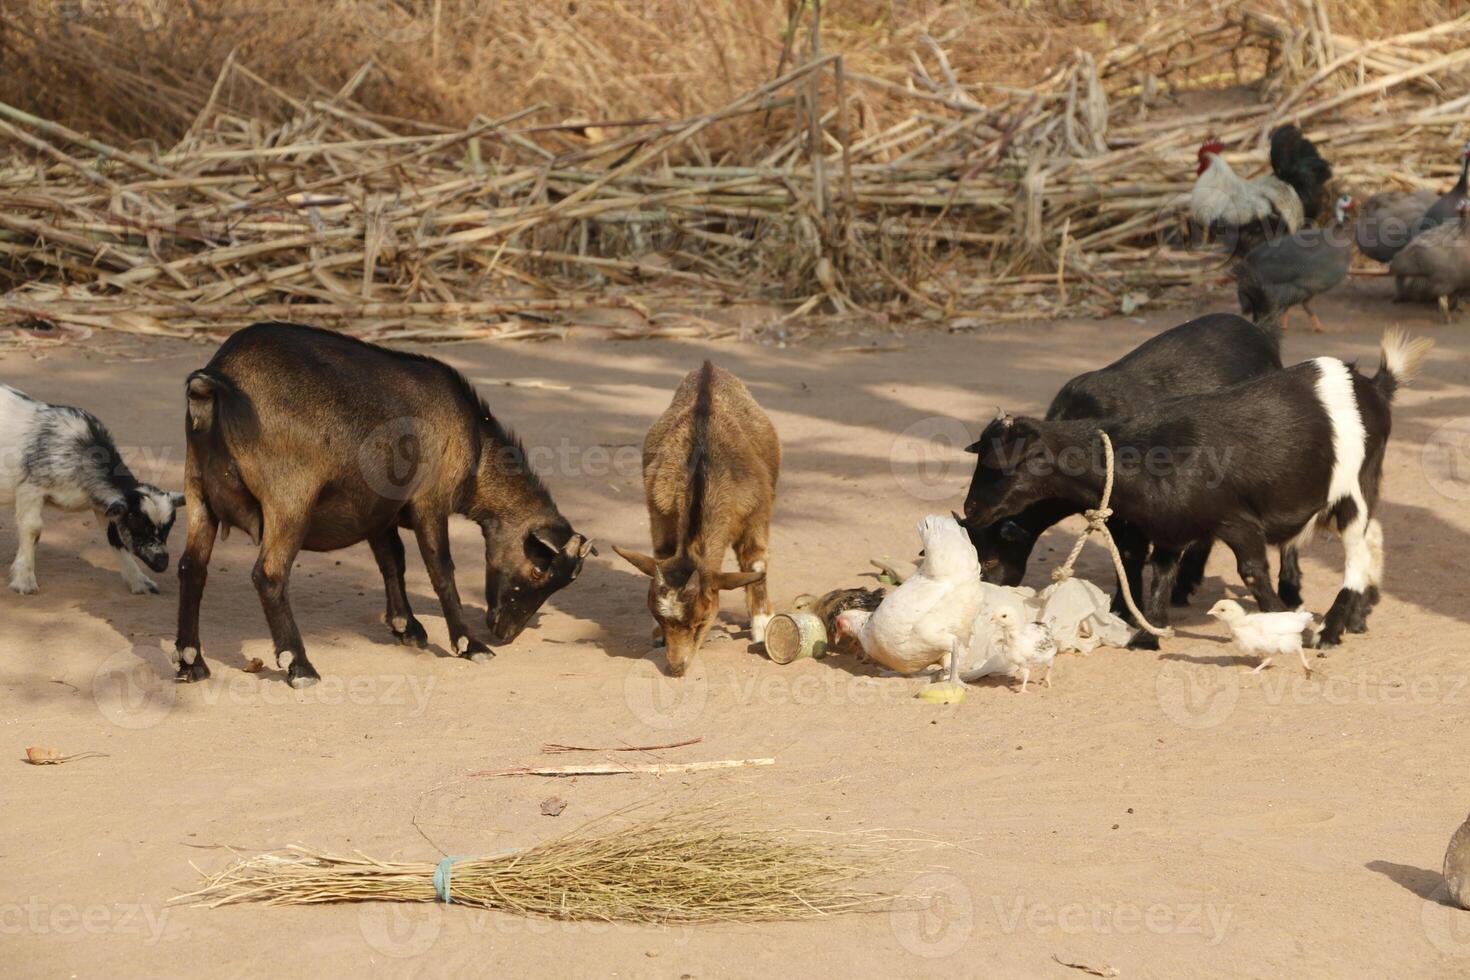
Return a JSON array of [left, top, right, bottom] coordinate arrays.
[[185, 370, 221, 433], [1374, 328, 1434, 402], [185, 368, 257, 444]]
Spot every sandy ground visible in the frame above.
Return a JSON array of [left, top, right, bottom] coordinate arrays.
[[2, 283, 1469, 979]]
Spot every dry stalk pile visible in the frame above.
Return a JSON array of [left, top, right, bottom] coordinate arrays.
[[174, 806, 896, 922], [1, 1, 1468, 342]]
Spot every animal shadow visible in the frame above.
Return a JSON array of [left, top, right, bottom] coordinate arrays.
[[1365, 860, 1453, 905]]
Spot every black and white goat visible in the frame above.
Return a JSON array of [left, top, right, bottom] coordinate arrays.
[[0, 384, 183, 595], [961, 312, 1299, 615], [963, 330, 1432, 650]]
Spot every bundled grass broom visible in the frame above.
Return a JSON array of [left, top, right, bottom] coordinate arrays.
[[174, 805, 901, 923]]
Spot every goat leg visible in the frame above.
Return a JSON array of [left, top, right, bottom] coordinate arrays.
[[1173, 538, 1212, 606], [1127, 548, 1181, 651], [102, 514, 158, 595], [250, 511, 319, 689], [735, 526, 772, 644], [1277, 543, 1304, 609], [369, 528, 428, 649], [173, 462, 216, 683], [8, 485, 43, 595], [1313, 512, 1374, 649], [413, 517, 492, 662], [1108, 519, 1149, 626], [1222, 529, 1288, 613]]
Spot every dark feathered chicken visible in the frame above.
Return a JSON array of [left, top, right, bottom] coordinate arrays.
[[793, 587, 886, 656], [1269, 124, 1334, 223], [1236, 194, 1355, 331]]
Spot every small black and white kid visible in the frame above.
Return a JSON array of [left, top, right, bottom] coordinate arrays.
[[0, 384, 183, 595]]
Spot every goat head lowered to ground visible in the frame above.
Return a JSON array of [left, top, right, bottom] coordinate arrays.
[[960, 312, 1300, 617], [1, 383, 183, 595], [964, 330, 1432, 651], [614, 361, 779, 677], [174, 321, 593, 689]]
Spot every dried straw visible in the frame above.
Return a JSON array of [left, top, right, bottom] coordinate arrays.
[[174, 805, 898, 923], [1, 1, 1468, 339]]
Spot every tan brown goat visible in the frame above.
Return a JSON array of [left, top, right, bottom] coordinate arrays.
[[614, 362, 779, 676]]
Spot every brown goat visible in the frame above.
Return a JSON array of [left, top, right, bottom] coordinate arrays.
[[174, 322, 592, 688], [613, 361, 779, 676]]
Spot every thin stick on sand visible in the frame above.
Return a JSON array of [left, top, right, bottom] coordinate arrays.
[[469, 758, 774, 778]]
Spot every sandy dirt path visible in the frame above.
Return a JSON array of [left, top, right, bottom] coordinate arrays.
[[2, 285, 1468, 978]]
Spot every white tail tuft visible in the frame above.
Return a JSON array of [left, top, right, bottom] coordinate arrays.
[[1379, 328, 1434, 387]]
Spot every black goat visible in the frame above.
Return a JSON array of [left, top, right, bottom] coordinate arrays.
[[964, 330, 1431, 650], [961, 312, 1300, 618]]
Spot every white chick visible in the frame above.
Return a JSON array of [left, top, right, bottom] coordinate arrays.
[[834, 515, 981, 686], [988, 606, 1058, 693], [1207, 599, 1316, 675]]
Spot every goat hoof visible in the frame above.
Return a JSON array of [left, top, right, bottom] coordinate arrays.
[[9, 580, 38, 596], [174, 656, 210, 683], [392, 618, 429, 649], [287, 668, 321, 690], [1127, 631, 1161, 652], [1307, 630, 1341, 650]]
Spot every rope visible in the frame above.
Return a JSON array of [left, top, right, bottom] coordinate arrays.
[[433, 855, 467, 904], [1050, 430, 1172, 638]]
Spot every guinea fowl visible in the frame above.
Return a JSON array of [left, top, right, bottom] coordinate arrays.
[[1419, 139, 1470, 229], [1236, 193, 1355, 331], [1390, 198, 1470, 320], [1357, 141, 1470, 269], [1357, 188, 1440, 266]]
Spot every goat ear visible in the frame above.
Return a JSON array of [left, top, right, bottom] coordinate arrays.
[[103, 499, 127, 520], [530, 527, 562, 557], [714, 569, 765, 591], [998, 520, 1029, 543], [964, 440, 982, 454], [612, 545, 658, 578], [168, 491, 186, 508], [1011, 417, 1042, 440]]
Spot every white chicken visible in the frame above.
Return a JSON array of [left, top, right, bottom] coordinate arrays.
[[834, 515, 981, 690], [986, 606, 1058, 693], [1207, 599, 1316, 676], [1190, 139, 1304, 252]]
